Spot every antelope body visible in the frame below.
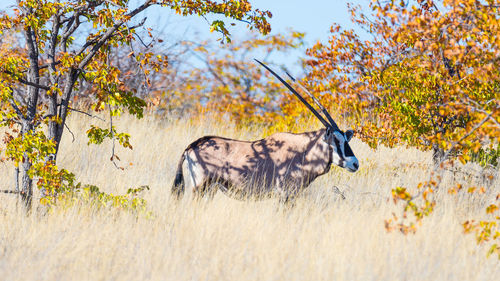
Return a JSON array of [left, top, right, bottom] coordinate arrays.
[[172, 60, 359, 201]]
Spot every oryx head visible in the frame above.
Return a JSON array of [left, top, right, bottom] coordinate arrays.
[[324, 127, 358, 172], [255, 59, 359, 173]]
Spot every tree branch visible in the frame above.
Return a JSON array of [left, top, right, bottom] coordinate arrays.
[[67, 107, 105, 121], [107, 103, 122, 170], [2, 70, 50, 91], [64, 122, 75, 143], [77, 1, 154, 70], [0, 189, 20, 194], [442, 111, 496, 160], [8, 99, 24, 119]]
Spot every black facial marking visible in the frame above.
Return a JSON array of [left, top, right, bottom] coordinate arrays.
[[343, 142, 354, 157], [345, 130, 354, 142], [333, 137, 345, 161]]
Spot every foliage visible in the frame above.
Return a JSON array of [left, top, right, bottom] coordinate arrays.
[[469, 143, 500, 169], [61, 184, 151, 216], [1, 121, 149, 214], [304, 0, 498, 162], [302, 0, 499, 258], [150, 30, 305, 130], [461, 184, 500, 259], [0, 0, 271, 208]]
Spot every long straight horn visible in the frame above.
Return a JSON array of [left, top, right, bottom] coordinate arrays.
[[285, 72, 340, 131], [255, 59, 331, 128]]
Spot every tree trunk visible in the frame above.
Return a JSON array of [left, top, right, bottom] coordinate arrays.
[[432, 144, 446, 168], [14, 166, 19, 193], [47, 69, 78, 161], [47, 93, 59, 162], [20, 120, 34, 209], [20, 156, 33, 209], [18, 19, 40, 209]]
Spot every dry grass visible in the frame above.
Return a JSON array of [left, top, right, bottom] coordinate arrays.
[[1, 113, 499, 281]]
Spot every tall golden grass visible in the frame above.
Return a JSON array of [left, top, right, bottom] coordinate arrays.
[[0, 113, 499, 280]]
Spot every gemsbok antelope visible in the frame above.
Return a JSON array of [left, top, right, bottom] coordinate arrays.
[[171, 60, 359, 201]]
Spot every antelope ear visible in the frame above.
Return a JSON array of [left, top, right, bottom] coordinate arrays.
[[325, 127, 333, 136], [324, 127, 333, 141], [345, 130, 354, 142]]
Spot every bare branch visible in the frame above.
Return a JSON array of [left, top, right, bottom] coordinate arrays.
[[0, 189, 20, 194], [64, 122, 75, 143], [107, 103, 122, 170], [128, 17, 148, 31], [67, 107, 106, 121]]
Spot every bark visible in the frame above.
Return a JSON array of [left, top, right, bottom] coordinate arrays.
[[46, 14, 60, 162], [47, 69, 78, 159], [18, 6, 41, 209], [432, 144, 446, 168], [14, 166, 19, 193], [20, 120, 34, 209]]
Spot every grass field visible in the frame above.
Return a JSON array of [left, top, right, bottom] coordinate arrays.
[[1, 113, 499, 281]]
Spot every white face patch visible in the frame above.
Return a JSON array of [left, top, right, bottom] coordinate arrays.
[[331, 131, 345, 166], [329, 130, 359, 172]]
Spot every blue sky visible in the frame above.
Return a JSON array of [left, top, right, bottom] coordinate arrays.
[[0, 0, 368, 70], [237, 0, 362, 43]]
